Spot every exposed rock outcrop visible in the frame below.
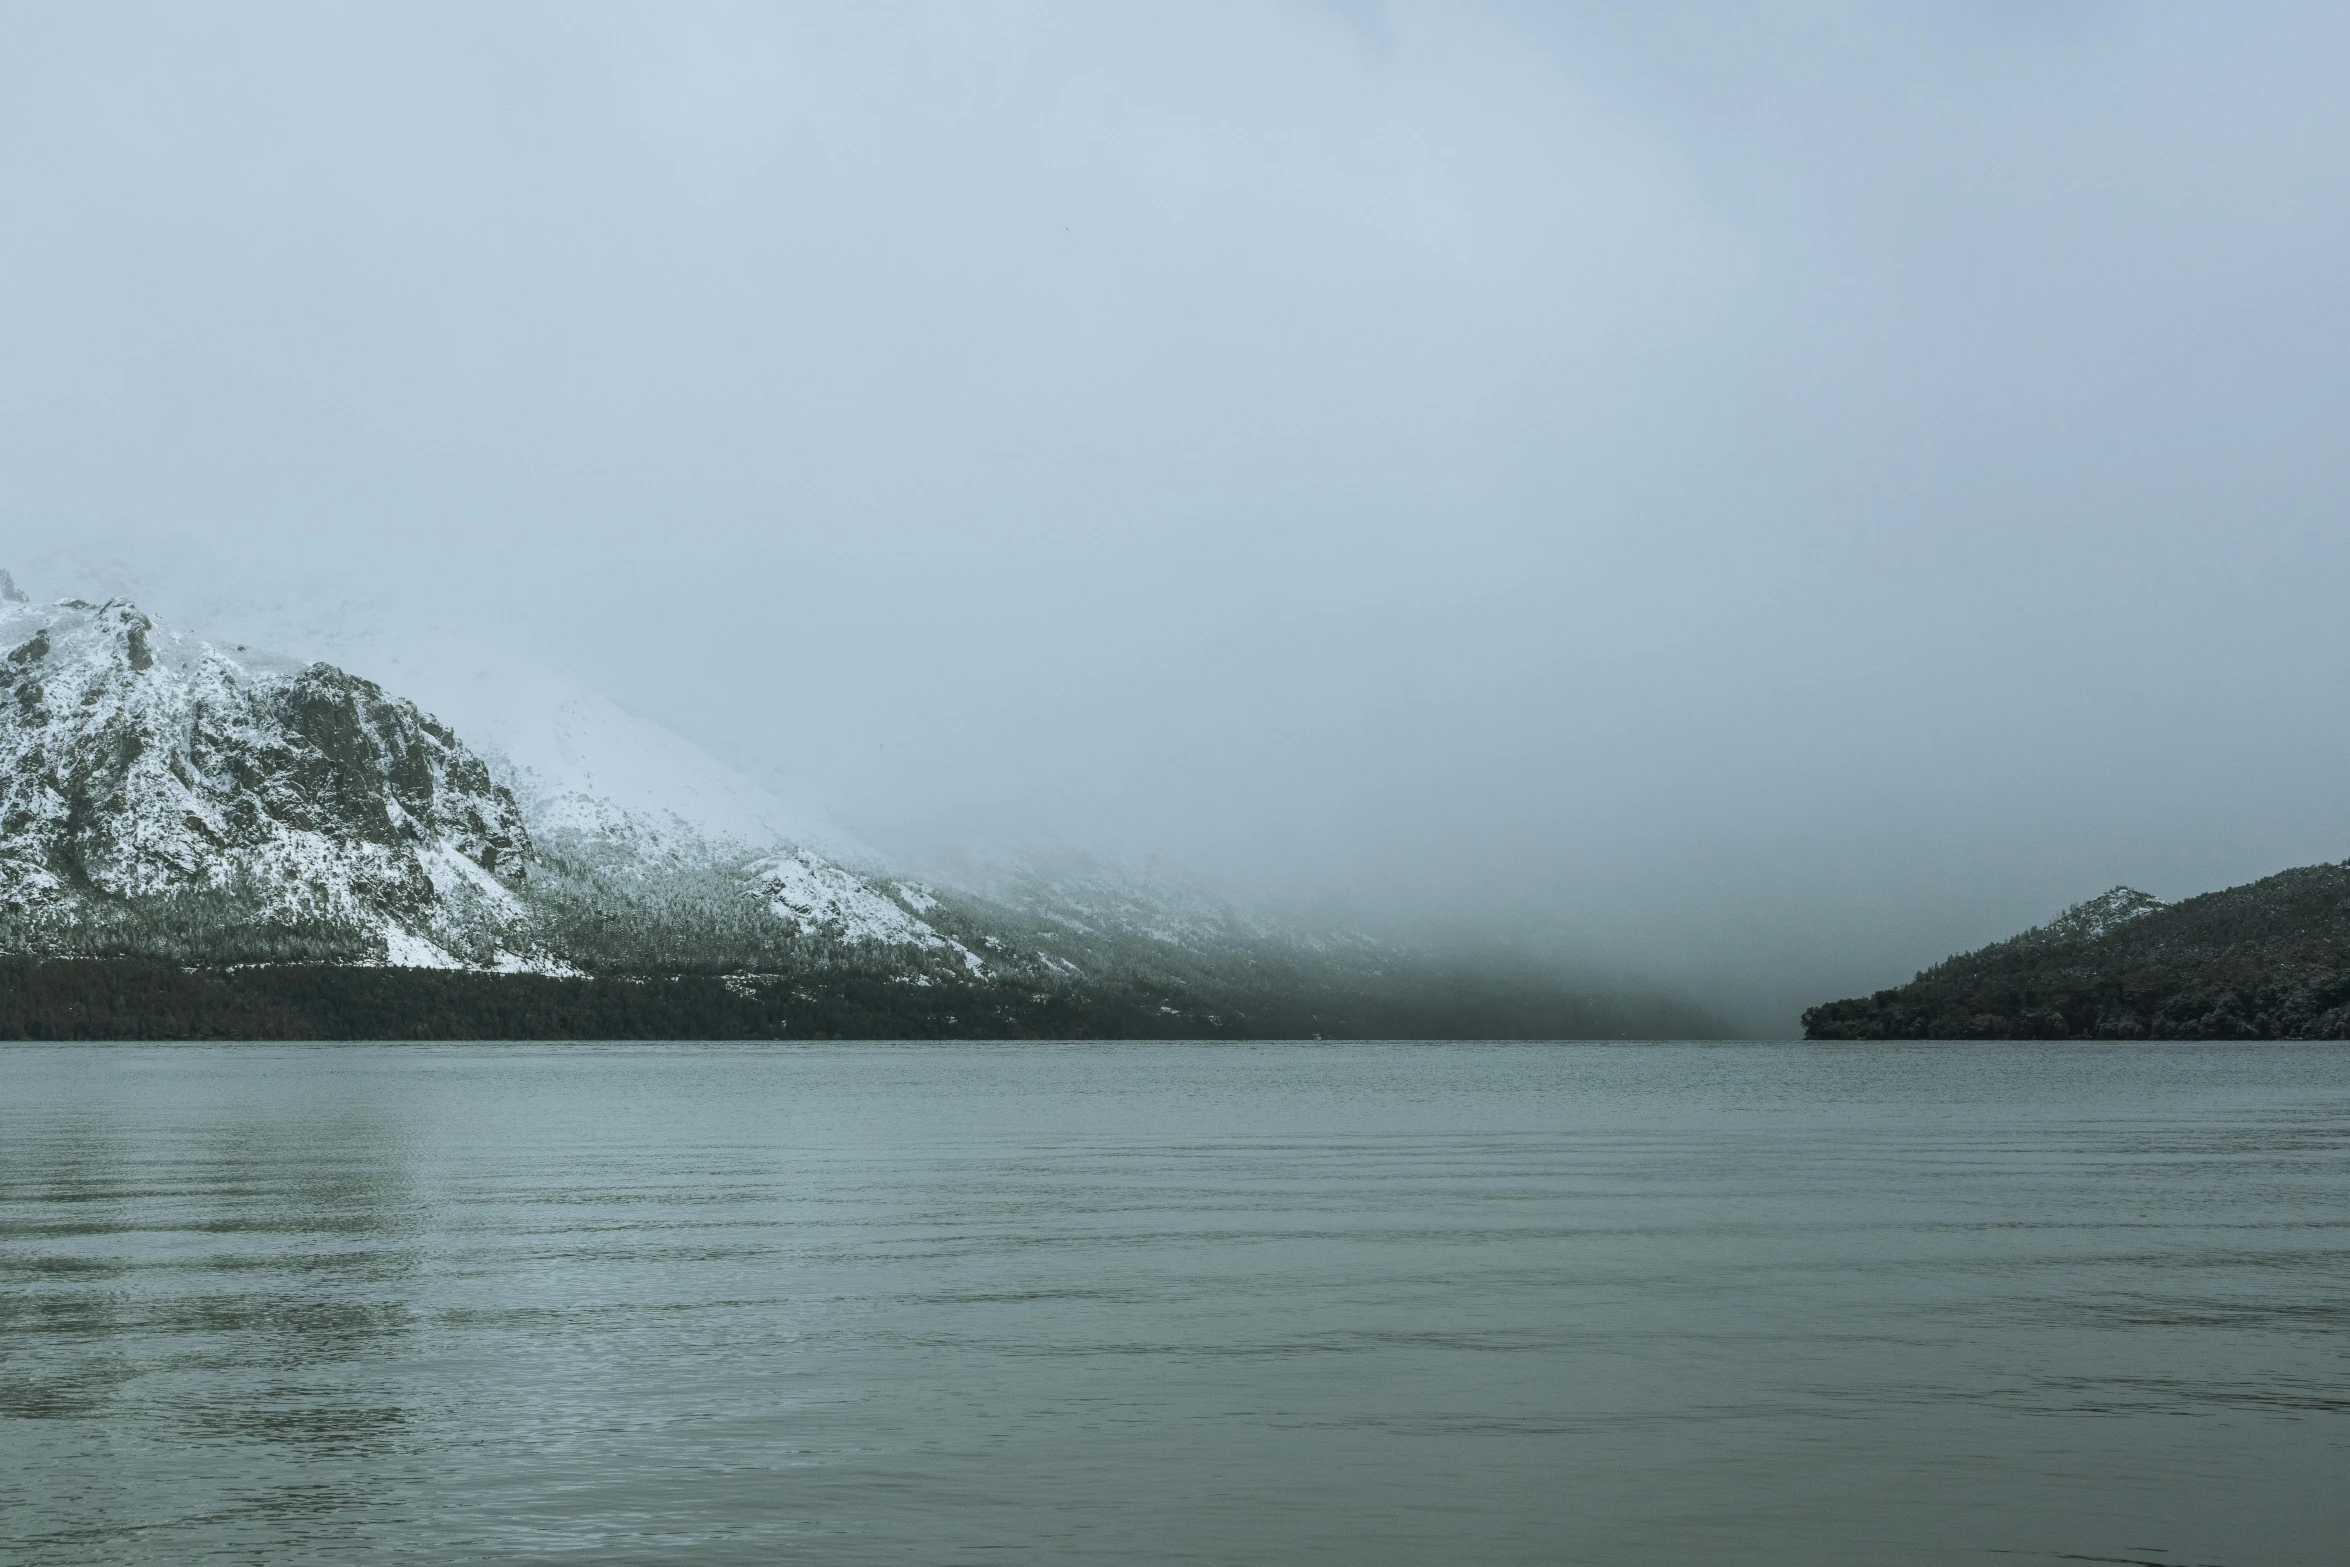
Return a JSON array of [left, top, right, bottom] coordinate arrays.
[[0, 595, 537, 967]]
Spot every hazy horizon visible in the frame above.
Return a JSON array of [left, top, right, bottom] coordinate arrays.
[[8, 3, 2348, 1031]]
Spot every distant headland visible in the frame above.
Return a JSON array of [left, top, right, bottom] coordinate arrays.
[[1804, 863, 2350, 1041]]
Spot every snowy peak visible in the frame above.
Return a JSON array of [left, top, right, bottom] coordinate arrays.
[[0, 595, 539, 967]]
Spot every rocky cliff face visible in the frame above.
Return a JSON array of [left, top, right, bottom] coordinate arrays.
[[0, 596, 538, 967]]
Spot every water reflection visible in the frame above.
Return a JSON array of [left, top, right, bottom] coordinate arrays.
[[1, 1101, 429, 1552]]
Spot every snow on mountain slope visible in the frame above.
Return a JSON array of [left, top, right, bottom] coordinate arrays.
[[14, 558, 874, 869], [903, 839, 1358, 955], [338, 633, 872, 867], [0, 571, 1279, 982], [0, 596, 544, 968], [2019, 886, 2169, 947], [748, 849, 983, 970], [0, 590, 980, 971], [331, 635, 974, 960]]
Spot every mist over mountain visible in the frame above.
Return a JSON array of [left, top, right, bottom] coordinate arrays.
[[0, 581, 1726, 1039]]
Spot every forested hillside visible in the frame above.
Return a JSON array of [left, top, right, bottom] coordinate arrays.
[[1803, 866, 2350, 1040]]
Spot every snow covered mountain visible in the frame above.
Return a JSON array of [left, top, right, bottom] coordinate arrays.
[[0, 577, 1398, 992], [0, 592, 540, 968], [0, 584, 988, 976], [0, 571, 1736, 1040], [329, 633, 976, 961]]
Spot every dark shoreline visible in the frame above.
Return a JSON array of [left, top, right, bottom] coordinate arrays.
[[0, 957, 1727, 1042]]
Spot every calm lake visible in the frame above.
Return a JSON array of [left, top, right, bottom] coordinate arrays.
[[2, 1041, 2344, 1565]]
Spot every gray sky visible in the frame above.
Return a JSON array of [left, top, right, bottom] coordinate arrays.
[[6, 2, 2348, 1030]]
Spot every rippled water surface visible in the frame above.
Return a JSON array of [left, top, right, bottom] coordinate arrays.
[[3, 1041, 2346, 1565]]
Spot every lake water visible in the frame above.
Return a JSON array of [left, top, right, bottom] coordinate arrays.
[[2, 1041, 2344, 1565]]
